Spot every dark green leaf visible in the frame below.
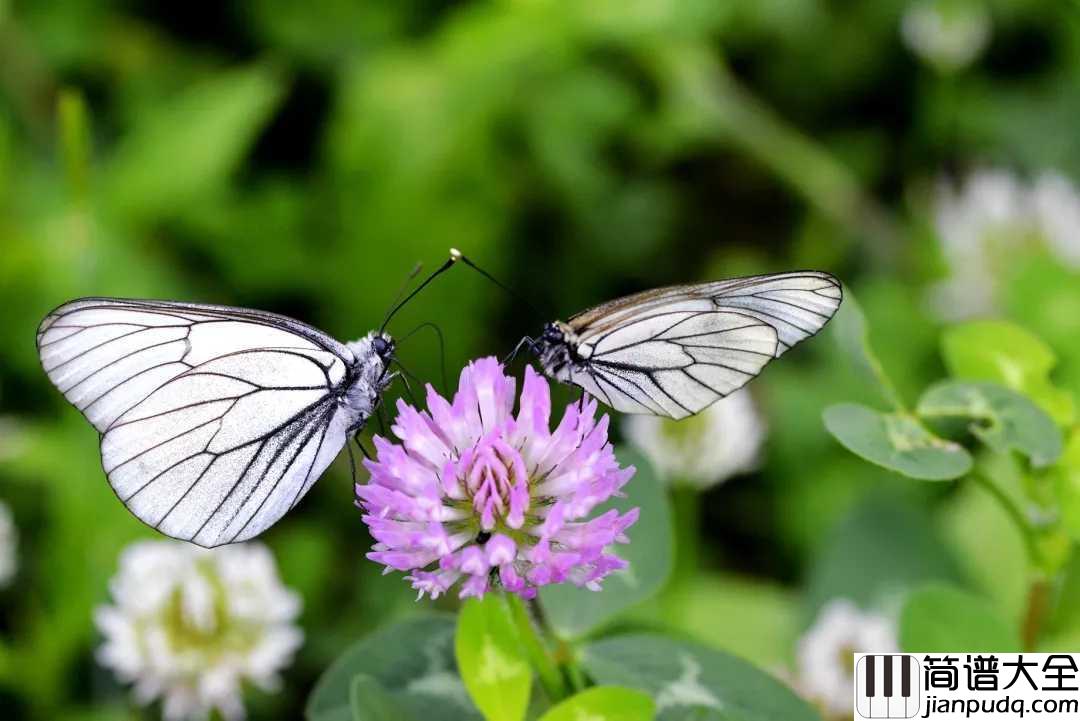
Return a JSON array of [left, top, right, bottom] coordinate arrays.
[[350, 675, 415, 721], [823, 403, 972, 480], [917, 381, 1063, 467], [307, 615, 479, 721], [582, 634, 821, 721]]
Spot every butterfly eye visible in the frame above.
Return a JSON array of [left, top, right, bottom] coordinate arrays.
[[373, 336, 392, 357], [542, 323, 563, 343]]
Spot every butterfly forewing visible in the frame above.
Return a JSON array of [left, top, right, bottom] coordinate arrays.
[[37, 298, 360, 547], [559, 271, 841, 419]]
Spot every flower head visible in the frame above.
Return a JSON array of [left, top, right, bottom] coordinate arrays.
[[929, 168, 1080, 318], [95, 541, 303, 721], [790, 599, 897, 717], [623, 388, 766, 489], [357, 357, 638, 600]]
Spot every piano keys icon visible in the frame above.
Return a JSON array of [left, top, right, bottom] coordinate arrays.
[[855, 654, 921, 719]]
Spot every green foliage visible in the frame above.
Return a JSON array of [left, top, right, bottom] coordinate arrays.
[[581, 634, 822, 721], [538, 447, 673, 639], [536, 687, 653, 721], [5, 1, 1080, 719], [899, 585, 1022, 653], [455, 597, 532, 721]]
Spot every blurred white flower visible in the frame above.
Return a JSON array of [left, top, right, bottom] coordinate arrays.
[[928, 168, 1080, 319], [0, 500, 17, 587], [791, 599, 898, 718], [901, 0, 991, 73], [96, 541, 303, 721], [623, 388, 766, 489]]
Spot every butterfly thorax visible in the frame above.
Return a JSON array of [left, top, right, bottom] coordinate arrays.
[[535, 321, 588, 382], [341, 332, 395, 430]]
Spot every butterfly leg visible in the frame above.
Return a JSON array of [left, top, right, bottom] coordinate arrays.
[[502, 336, 536, 366]]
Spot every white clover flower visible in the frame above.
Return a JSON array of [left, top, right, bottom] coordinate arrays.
[[95, 540, 303, 721], [928, 168, 1080, 319], [901, 0, 991, 73], [0, 500, 17, 587], [792, 599, 898, 718], [622, 388, 766, 489]]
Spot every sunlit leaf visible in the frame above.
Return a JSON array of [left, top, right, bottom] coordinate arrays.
[[537, 687, 654, 721], [917, 381, 1063, 467], [582, 634, 821, 721], [899, 584, 1021, 652], [538, 447, 673, 639], [456, 596, 531, 721], [942, 320, 1074, 426], [823, 403, 972, 480]]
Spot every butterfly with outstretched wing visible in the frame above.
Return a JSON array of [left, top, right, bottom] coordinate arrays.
[[527, 271, 842, 419], [37, 298, 397, 547]]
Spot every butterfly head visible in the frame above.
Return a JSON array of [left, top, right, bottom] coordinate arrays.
[[534, 321, 580, 380]]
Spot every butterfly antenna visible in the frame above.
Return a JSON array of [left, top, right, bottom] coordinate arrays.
[[397, 321, 449, 393], [380, 251, 461, 333], [454, 250, 541, 317]]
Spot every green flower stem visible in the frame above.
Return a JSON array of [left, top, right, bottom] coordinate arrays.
[[506, 594, 568, 702], [671, 485, 701, 584], [970, 471, 1043, 569], [970, 471, 1054, 648]]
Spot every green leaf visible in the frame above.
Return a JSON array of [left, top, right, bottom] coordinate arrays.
[[582, 634, 822, 721], [942, 320, 1075, 426], [350, 675, 415, 721], [538, 447, 673, 638], [829, 289, 905, 409], [917, 381, 1063, 467], [537, 687, 654, 721], [823, 403, 972, 480], [899, 585, 1022, 652], [307, 615, 480, 721], [102, 64, 284, 221], [456, 596, 532, 721]]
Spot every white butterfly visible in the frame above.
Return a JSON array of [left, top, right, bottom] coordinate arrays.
[[37, 298, 396, 547], [530, 271, 842, 419]]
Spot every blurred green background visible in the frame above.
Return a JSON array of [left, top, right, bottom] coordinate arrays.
[[3, 1, 1080, 719]]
